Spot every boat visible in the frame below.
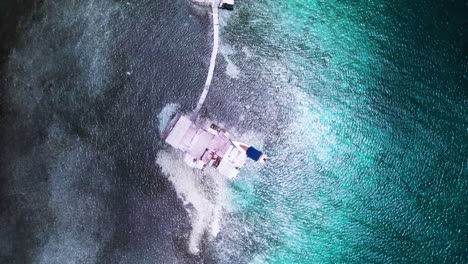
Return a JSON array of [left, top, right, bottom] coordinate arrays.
[[163, 114, 266, 179]]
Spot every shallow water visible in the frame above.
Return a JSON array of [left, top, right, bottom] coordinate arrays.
[[210, 0, 467, 263], [0, 0, 466, 263]]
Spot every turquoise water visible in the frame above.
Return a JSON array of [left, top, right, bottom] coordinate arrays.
[[220, 0, 467, 263], [1, 0, 465, 262]]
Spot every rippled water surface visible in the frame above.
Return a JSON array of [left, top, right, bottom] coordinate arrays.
[[223, 0, 467, 263], [216, 0, 467, 263], [0, 0, 466, 263]]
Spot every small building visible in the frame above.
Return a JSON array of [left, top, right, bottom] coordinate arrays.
[[164, 115, 265, 179]]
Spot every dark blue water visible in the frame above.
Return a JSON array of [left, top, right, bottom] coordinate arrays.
[[1, 0, 211, 263], [0, 0, 466, 263]]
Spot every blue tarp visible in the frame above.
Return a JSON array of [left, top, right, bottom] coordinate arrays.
[[246, 147, 262, 161]]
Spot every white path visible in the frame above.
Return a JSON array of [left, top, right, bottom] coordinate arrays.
[[193, 0, 220, 117]]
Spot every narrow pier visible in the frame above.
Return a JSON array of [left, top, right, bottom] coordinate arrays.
[[193, 0, 220, 117]]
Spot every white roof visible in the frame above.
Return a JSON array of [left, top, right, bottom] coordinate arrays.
[[165, 115, 193, 150], [217, 145, 246, 179], [165, 115, 248, 179]]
